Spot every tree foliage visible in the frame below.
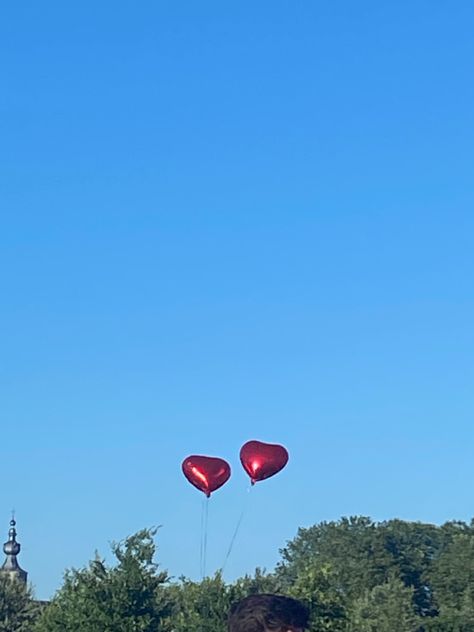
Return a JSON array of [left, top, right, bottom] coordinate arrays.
[[289, 563, 347, 631], [165, 568, 281, 632], [278, 516, 474, 631], [348, 576, 419, 632], [0, 576, 39, 632], [0, 516, 472, 631], [165, 573, 229, 632], [34, 528, 172, 632]]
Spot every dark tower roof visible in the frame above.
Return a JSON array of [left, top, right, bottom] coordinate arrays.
[[1, 517, 27, 584]]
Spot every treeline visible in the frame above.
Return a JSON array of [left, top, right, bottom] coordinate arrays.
[[3, 516, 474, 631]]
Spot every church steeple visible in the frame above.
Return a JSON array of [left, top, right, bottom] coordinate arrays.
[[1, 515, 27, 584]]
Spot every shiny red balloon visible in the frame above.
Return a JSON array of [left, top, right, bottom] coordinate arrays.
[[182, 455, 231, 497], [240, 440, 289, 485]]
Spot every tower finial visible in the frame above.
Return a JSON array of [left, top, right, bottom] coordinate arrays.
[[1, 515, 27, 584]]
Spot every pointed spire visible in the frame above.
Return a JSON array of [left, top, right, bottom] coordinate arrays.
[[1, 515, 27, 584]]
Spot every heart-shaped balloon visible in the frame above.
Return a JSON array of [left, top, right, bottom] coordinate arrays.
[[240, 440, 289, 484], [182, 455, 231, 497]]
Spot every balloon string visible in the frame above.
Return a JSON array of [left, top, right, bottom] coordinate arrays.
[[221, 485, 252, 572], [200, 497, 205, 578], [203, 496, 209, 578]]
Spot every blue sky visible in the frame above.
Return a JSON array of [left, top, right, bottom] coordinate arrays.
[[1, 1, 473, 600]]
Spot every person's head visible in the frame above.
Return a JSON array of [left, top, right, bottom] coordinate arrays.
[[228, 593, 309, 632]]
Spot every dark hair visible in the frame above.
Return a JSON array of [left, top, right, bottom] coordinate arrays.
[[228, 594, 309, 632]]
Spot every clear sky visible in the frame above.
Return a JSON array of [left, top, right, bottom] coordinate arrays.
[[1, 1, 473, 600]]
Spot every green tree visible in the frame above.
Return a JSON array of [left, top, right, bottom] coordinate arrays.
[[231, 567, 281, 597], [277, 516, 445, 618], [0, 576, 39, 631], [426, 529, 474, 631], [289, 563, 347, 632], [380, 519, 443, 617], [348, 576, 419, 632], [165, 573, 229, 632], [32, 516, 474, 631], [165, 568, 281, 632], [35, 529, 172, 632], [424, 589, 474, 632], [277, 516, 392, 598]]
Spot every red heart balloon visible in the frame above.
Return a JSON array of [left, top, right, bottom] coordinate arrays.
[[182, 455, 231, 497], [240, 440, 289, 484]]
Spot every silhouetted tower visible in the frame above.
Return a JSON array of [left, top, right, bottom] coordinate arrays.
[[1, 517, 27, 584]]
